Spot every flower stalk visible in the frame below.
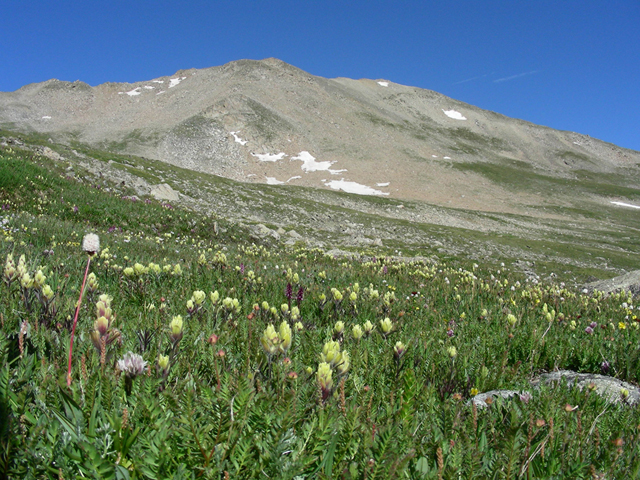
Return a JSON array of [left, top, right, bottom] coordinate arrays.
[[67, 234, 99, 387]]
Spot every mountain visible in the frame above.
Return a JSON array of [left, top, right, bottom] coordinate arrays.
[[1, 58, 640, 278], [2, 58, 639, 216]]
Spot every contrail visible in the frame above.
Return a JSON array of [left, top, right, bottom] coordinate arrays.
[[493, 70, 539, 83]]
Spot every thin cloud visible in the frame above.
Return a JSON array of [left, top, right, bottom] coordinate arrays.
[[493, 70, 539, 83], [453, 72, 492, 85]]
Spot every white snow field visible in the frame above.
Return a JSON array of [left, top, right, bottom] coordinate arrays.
[[443, 109, 467, 120]]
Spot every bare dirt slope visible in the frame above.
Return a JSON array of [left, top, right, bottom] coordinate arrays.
[[2, 58, 639, 219]]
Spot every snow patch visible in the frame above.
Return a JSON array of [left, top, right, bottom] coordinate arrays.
[[169, 77, 186, 88], [41, 116, 51, 120], [443, 109, 467, 120], [121, 87, 142, 96], [377, 81, 389, 87], [152, 80, 164, 84], [324, 179, 390, 196], [266, 177, 285, 185], [611, 201, 640, 210], [444, 156, 451, 160], [287, 176, 302, 182], [156, 91, 166, 95], [144, 85, 154, 90], [432, 155, 438, 158], [230, 132, 248, 145], [292, 151, 346, 174], [253, 152, 286, 162], [376, 182, 390, 187]]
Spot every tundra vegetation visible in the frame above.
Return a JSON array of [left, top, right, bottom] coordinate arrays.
[[1, 140, 640, 478]]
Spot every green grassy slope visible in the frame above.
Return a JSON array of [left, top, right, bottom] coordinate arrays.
[[1, 135, 640, 477]]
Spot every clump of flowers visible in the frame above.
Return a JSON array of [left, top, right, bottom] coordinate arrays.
[[317, 340, 350, 402], [187, 290, 206, 316], [3, 253, 18, 287], [260, 321, 293, 359], [222, 297, 241, 322], [260, 321, 293, 376]]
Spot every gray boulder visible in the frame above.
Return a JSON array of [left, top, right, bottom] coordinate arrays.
[[533, 370, 640, 406], [583, 270, 640, 298]]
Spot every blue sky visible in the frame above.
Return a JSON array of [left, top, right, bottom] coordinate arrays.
[[2, 1, 639, 151]]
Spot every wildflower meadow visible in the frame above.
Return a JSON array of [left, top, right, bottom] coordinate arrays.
[[1, 140, 640, 478]]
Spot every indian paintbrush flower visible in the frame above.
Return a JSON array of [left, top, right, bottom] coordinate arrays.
[[352, 324, 363, 340], [222, 297, 241, 314], [86, 272, 98, 292], [210, 290, 220, 305], [363, 320, 375, 336], [20, 272, 33, 289], [3, 254, 17, 284], [394, 341, 406, 360], [169, 315, 184, 344], [380, 317, 393, 336], [261, 324, 279, 356], [157, 354, 170, 378], [336, 350, 350, 375], [279, 321, 292, 353], [331, 288, 343, 302], [321, 341, 341, 366], [317, 362, 333, 400], [192, 290, 206, 305], [33, 270, 46, 289], [186, 299, 196, 314], [41, 284, 54, 301]]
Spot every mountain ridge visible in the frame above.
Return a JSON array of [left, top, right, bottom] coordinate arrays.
[[1, 58, 639, 219]]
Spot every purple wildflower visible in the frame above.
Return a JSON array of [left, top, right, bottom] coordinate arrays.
[[519, 392, 532, 404], [296, 286, 304, 306], [601, 360, 610, 374], [585, 326, 594, 335], [590, 321, 597, 329]]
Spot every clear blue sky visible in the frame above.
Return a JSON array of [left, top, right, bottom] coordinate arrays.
[[2, 1, 639, 151]]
